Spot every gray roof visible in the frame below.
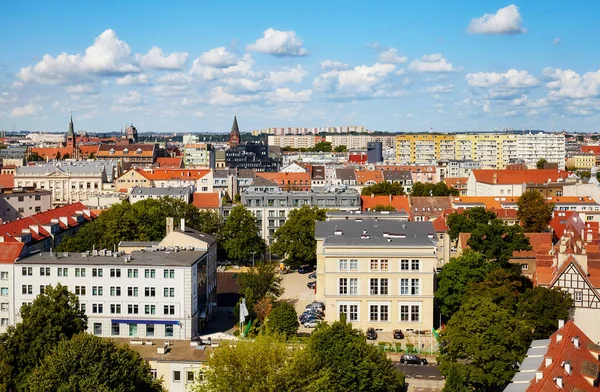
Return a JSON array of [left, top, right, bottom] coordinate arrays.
[[118, 241, 161, 247], [130, 186, 192, 196], [249, 176, 278, 187], [383, 170, 412, 182], [178, 227, 217, 245], [16, 162, 108, 176], [335, 168, 356, 182], [16, 249, 207, 267], [327, 211, 410, 219], [315, 220, 436, 247]]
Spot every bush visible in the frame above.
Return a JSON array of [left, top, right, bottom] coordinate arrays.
[[266, 301, 299, 337]]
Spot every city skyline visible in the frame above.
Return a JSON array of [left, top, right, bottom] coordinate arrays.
[[1, 0, 600, 133]]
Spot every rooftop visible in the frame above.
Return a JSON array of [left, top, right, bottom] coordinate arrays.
[[315, 220, 436, 247], [130, 186, 193, 197]]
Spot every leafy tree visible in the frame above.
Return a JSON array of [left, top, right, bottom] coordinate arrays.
[[435, 250, 490, 319], [253, 297, 273, 325], [237, 262, 283, 322], [446, 207, 498, 242], [311, 141, 333, 152], [517, 190, 554, 232], [372, 204, 396, 211], [441, 364, 468, 392], [27, 151, 44, 162], [266, 301, 299, 337], [517, 287, 573, 339], [465, 268, 531, 313], [411, 182, 459, 196], [220, 205, 265, 262], [233, 193, 241, 203], [55, 151, 62, 160], [439, 297, 532, 392], [0, 284, 87, 390], [333, 145, 348, 152], [468, 219, 531, 266], [361, 182, 405, 196], [27, 333, 163, 392], [88, 152, 95, 159], [536, 158, 548, 169], [63, 153, 71, 159], [271, 205, 326, 268]]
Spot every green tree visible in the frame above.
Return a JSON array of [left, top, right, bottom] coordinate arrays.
[[220, 205, 265, 262], [311, 141, 333, 152], [517, 287, 573, 339], [517, 190, 554, 233], [88, 152, 95, 159], [447, 207, 498, 242], [361, 182, 405, 196], [372, 204, 396, 211], [233, 193, 241, 203], [439, 297, 532, 392], [237, 262, 283, 322], [333, 145, 348, 152], [271, 205, 326, 268], [55, 151, 62, 160], [441, 364, 468, 392], [468, 219, 531, 266], [27, 151, 44, 162], [266, 300, 299, 337], [465, 268, 531, 313], [63, 153, 71, 159], [27, 333, 164, 392], [435, 250, 490, 319], [536, 158, 548, 169], [411, 182, 459, 196], [0, 284, 87, 390]]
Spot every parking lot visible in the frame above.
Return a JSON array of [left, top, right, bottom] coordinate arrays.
[[280, 271, 318, 334]]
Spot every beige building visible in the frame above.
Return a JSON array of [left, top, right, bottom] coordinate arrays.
[[566, 153, 595, 169], [267, 135, 317, 149], [454, 133, 518, 169], [315, 220, 436, 333], [395, 135, 455, 164]]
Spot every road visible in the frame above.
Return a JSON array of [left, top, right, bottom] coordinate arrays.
[[393, 363, 443, 380]]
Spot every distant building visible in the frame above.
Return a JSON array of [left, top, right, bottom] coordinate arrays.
[[225, 118, 280, 172], [229, 116, 241, 147], [367, 141, 383, 164], [129, 186, 193, 204], [0, 186, 51, 223]]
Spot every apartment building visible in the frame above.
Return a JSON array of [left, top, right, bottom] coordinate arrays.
[[326, 135, 396, 149], [267, 135, 317, 149], [0, 186, 51, 223], [13, 225, 217, 339], [454, 134, 518, 169], [466, 169, 570, 197], [395, 135, 456, 164], [183, 143, 213, 168], [566, 153, 595, 169], [129, 186, 193, 204], [0, 243, 28, 332], [517, 132, 566, 170], [314, 220, 436, 333]]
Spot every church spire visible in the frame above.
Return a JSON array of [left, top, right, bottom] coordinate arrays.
[[68, 113, 74, 137], [229, 115, 241, 147]]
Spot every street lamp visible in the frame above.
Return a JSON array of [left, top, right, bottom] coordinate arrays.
[[252, 252, 256, 268]]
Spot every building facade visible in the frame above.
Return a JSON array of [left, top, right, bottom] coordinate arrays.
[[395, 135, 455, 164], [0, 187, 51, 223], [517, 132, 566, 170]]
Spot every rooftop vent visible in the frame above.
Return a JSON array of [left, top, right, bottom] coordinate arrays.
[[572, 336, 580, 349], [334, 230, 343, 236]]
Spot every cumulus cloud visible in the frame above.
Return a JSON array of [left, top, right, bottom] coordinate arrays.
[[155, 72, 193, 85], [268, 65, 307, 85], [320, 60, 350, 70], [195, 47, 238, 68], [313, 62, 398, 99], [467, 4, 527, 35], [116, 91, 144, 105], [378, 48, 407, 64], [426, 84, 454, 93], [466, 69, 539, 88], [208, 86, 262, 106], [409, 54, 457, 73], [64, 84, 97, 94], [190, 53, 257, 81], [269, 88, 312, 103], [543, 68, 600, 99], [224, 78, 264, 93], [246, 28, 309, 56], [136, 47, 188, 70], [10, 103, 43, 117], [115, 74, 149, 86], [150, 84, 190, 97]]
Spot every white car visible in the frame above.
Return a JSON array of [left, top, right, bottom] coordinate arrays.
[[304, 320, 320, 328]]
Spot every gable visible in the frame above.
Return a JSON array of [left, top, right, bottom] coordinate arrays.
[[552, 262, 600, 309]]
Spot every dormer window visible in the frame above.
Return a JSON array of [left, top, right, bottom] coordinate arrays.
[[136, 148, 142, 154], [123, 148, 129, 154], [109, 148, 115, 155]]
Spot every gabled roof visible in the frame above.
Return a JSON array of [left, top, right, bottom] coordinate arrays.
[[550, 211, 582, 239], [255, 172, 311, 186], [191, 192, 221, 209], [97, 143, 155, 158], [361, 195, 410, 213], [249, 176, 278, 187], [0, 174, 14, 188], [0, 242, 26, 264], [382, 170, 412, 182], [142, 169, 210, 181], [155, 157, 183, 168], [472, 169, 570, 185], [355, 170, 384, 185], [335, 168, 356, 182], [78, 145, 100, 157], [444, 177, 468, 188], [410, 196, 452, 219]]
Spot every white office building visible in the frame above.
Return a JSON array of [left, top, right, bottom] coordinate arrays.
[[516, 132, 566, 170]]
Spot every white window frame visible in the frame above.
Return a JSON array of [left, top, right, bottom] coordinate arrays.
[[349, 259, 358, 271], [368, 302, 391, 323], [339, 259, 348, 271], [349, 278, 358, 295], [398, 302, 422, 323]]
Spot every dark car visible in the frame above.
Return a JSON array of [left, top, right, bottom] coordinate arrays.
[[308, 272, 317, 279], [307, 281, 316, 289], [400, 354, 428, 365], [366, 328, 377, 340], [393, 329, 405, 339], [298, 265, 313, 274]]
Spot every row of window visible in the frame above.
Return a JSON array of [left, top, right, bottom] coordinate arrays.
[[93, 322, 175, 337], [22, 285, 176, 298], [339, 304, 421, 322], [338, 259, 421, 272], [21, 267, 176, 279], [339, 278, 421, 296], [85, 303, 176, 315]]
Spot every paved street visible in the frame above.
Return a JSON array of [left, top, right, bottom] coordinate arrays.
[[393, 363, 443, 380]]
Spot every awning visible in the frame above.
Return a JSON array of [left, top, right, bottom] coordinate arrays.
[[111, 319, 180, 325]]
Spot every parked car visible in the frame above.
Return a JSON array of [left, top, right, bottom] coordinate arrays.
[[304, 320, 320, 328], [366, 328, 377, 340], [400, 355, 428, 365], [306, 302, 324, 310], [307, 281, 316, 289], [298, 265, 313, 274], [308, 272, 317, 279], [393, 329, 405, 339]]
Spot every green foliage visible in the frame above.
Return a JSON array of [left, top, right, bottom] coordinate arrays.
[[333, 145, 348, 152], [311, 141, 333, 152], [63, 153, 71, 159], [536, 158, 548, 169], [465, 268, 531, 313], [517, 287, 573, 339], [446, 207, 498, 242], [27, 151, 44, 162], [27, 333, 164, 392], [0, 284, 87, 390], [467, 219, 531, 266], [361, 182, 405, 196], [439, 297, 532, 392], [372, 204, 397, 211], [271, 205, 326, 268], [237, 262, 283, 322], [220, 205, 265, 262], [57, 197, 220, 253], [410, 182, 459, 197], [435, 250, 490, 319], [266, 301, 299, 337], [517, 190, 554, 232], [55, 151, 62, 160], [233, 193, 241, 203], [441, 363, 468, 392]]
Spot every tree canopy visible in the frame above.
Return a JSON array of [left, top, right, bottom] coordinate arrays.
[[270, 205, 326, 268], [517, 286, 573, 339], [468, 219, 531, 266], [220, 205, 266, 262], [536, 158, 548, 169], [237, 262, 283, 325], [266, 300, 299, 337], [446, 207, 498, 242], [333, 145, 348, 152], [361, 182, 405, 196], [517, 190, 554, 233], [27, 333, 164, 392], [372, 204, 397, 211], [410, 181, 459, 197]]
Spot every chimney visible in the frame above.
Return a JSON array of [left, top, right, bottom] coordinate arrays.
[[535, 371, 543, 382], [371, 194, 375, 199], [166, 217, 174, 235], [573, 336, 580, 349], [545, 357, 553, 367], [180, 218, 185, 232], [555, 376, 563, 389], [558, 319, 565, 329], [557, 333, 563, 343]]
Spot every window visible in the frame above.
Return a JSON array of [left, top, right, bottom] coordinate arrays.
[[0, 303, 7, 311], [400, 305, 409, 322], [146, 324, 155, 337], [370, 304, 389, 322], [75, 286, 86, 296], [92, 304, 103, 314], [57, 267, 68, 277], [110, 286, 121, 296], [411, 279, 420, 295], [127, 287, 138, 297], [339, 278, 348, 295], [111, 323, 120, 336], [164, 269, 175, 279], [129, 324, 138, 337], [92, 286, 103, 296], [110, 304, 121, 314], [75, 268, 86, 277], [400, 259, 409, 271], [349, 305, 358, 322], [380, 259, 389, 271], [127, 269, 139, 278], [380, 279, 388, 295], [93, 323, 102, 336], [349, 278, 358, 295], [0, 318, 8, 326], [128, 304, 139, 314], [411, 305, 420, 322], [144, 287, 156, 297], [339, 259, 348, 271], [92, 268, 103, 277], [21, 267, 32, 276], [0, 288, 7, 296], [370, 305, 378, 322], [370, 278, 379, 295], [380, 305, 389, 321], [370, 260, 378, 271], [0, 272, 7, 280], [144, 269, 156, 278], [35, 195, 41, 201], [521, 264, 529, 271], [400, 279, 409, 295], [110, 269, 121, 278], [39, 267, 50, 276], [165, 325, 173, 337], [186, 371, 194, 383], [574, 291, 583, 302], [17, 196, 24, 202], [173, 371, 181, 382], [79, 303, 86, 313], [163, 305, 175, 315], [145, 305, 156, 315], [17, 207, 24, 213], [339, 304, 348, 321], [411, 260, 420, 271], [349, 259, 358, 271], [164, 287, 175, 297]]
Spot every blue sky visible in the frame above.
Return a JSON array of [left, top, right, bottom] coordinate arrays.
[[1, 0, 600, 133]]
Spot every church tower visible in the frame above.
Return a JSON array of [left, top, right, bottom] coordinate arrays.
[[229, 116, 241, 147], [66, 114, 75, 150]]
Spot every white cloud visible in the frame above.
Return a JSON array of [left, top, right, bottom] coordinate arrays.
[[224, 78, 264, 93], [150, 84, 190, 97], [426, 84, 454, 93], [193, 111, 204, 117], [313, 63, 397, 99], [64, 84, 97, 94], [467, 4, 527, 35], [320, 60, 350, 70], [136, 46, 188, 70], [116, 91, 144, 105], [378, 48, 407, 64], [0, 92, 17, 104], [156, 72, 193, 85], [409, 54, 457, 73], [190, 53, 257, 81], [115, 74, 149, 86], [553, 37, 561, 45], [268, 65, 307, 85], [246, 28, 309, 56], [208, 86, 262, 106], [10, 81, 23, 90], [17, 29, 139, 84], [10, 103, 43, 117], [544, 68, 600, 99], [466, 69, 539, 88], [195, 47, 237, 68], [509, 95, 548, 108], [269, 88, 312, 103]]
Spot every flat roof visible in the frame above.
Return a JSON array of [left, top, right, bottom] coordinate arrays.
[[109, 338, 212, 362], [315, 220, 436, 247]]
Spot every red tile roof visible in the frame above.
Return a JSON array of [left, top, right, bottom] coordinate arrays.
[[355, 170, 384, 185], [0, 242, 26, 264], [256, 172, 311, 189], [142, 169, 210, 181], [0, 174, 14, 188], [582, 145, 600, 155], [30, 147, 74, 160], [155, 157, 183, 169], [361, 195, 410, 214], [443, 177, 468, 188], [78, 145, 99, 157], [191, 192, 221, 209], [472, 169, 570, 184], [97, 144, 155, 158], [550, 211, 582, 239]]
